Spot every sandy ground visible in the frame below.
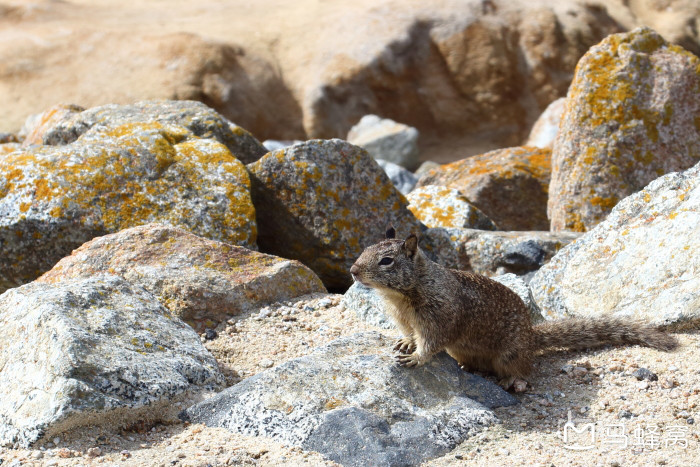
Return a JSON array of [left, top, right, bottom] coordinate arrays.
[[1, 292, 698, 466]]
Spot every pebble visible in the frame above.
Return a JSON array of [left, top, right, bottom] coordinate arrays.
[[53, 437, 61, 445], [204, 329, 218, 341], [121, 450, 132, 458], [636, 381, 649, 390], [32, 451, 44, 459], [560, 364, 574, 374], [57, 448, 72, 458], [572, 367, 588, 378], [660, 376, 675, 389], [632, 367, 658, 381], [618, 410, 634, 419], [86, 447, 102, 458], [259, 359, 274, 368], [318, 299, 332, 308]]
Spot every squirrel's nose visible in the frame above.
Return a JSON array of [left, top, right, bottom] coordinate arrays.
[[350, 264, 359, 276]]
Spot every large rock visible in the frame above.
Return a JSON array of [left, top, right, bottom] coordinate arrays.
[[248, 139, 422, 290], [422, 227, 580, 277], [25, 100, 267, 164], [416, 146, 552, 231], [0, 275, 223, 448], [182, 332, 517, 467], [407, 185, 498, 230], [347, 115, 420, 169], [525, 97, 565, 149], [38, 224, 326, 328], [532, 162, 700, 329], [548, 27, 700, 232], [0, 101, 257, 292], [0, 1, 620, 152]]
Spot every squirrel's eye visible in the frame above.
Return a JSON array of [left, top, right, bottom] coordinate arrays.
[[379, 257, 393, 266]]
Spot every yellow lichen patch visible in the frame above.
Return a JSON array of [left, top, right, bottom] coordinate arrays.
[[590, 195, 619, 210]]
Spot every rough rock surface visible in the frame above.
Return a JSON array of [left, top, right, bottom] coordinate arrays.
[[407, 185, 498, 230], [347, 115, 420, 169], [417, 146, 552, 230], [344, 273, 541, 329], [0, 101, 257, 292], [0, 275, 223, 448], [532, 162, 700, 328], [422, 227, 580, 277], [182, 332, 517, 467], [525, 97, 565, 149], [0, 143, 20, 157], [376, 159, 418, 195], [248, 139, 422, 290], [548, 27, 700, 232], [38, 224, 325, 328], [27, 100, 267, 164]]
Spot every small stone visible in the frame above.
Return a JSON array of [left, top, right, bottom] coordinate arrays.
[[687, 418, 695, 425], [513, 379, 528, 393], [204, 329, 218, 341], [317, 299, 332, 308], [57, 448, 72, 458], [572, 367, 588, 378], [636, 381, 649, 390], [632, 368, 658, 381], [121, 450, 132, 458], [560, 364, 574, 374], [32, 451, 44, 459], [618, 410, 634, 419], [661, 376, 675, 389], [53, 437, 61, 445], [259, 359, 274, 368], [86, 447, 102, 458]]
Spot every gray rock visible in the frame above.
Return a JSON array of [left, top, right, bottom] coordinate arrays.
[[376, 159, 418, 195], [37, 100, 267, 164], [347, 115, 420, 170], [532, 161, 700, 328], [632, 368, 658, 382], [0, 101, 257, 293], [0, 275, 222, 448], [342, 282, 395, 329], [421, 228, 580, 277], [182, 332, 517, 467], [525, 97, 565, 149], [261, 139, 304, 152], [248, 139, 423, 290], [414, 161, 441, 178]]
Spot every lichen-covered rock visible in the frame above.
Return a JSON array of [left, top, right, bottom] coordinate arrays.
[[182, 332, 517, 467], [0, 143, 20, 158], [422, 227, 580, 277], [0, 274, 223, 448], [38, 224, 325, 329], [532, 161, 700, 328], [32, 100, 267, 164], [20, 104, 85, 147], [525, 97, 565, 149], [407, 185, 498, 230], [248, 139, 423, 290], [548, 27, 700, 232], [416, 146, 552, 230], [347, 115, 420, 169], [0, 103, 257, 292], [376, 159, 418, 195]]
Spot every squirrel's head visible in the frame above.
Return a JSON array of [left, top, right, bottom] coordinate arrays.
[[350, 225, 421, 293]]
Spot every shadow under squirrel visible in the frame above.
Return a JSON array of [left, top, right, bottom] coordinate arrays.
[[349, 226, 678, 389]]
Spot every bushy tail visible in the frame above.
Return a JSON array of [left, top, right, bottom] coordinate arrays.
[[533, 317, 678, 352]]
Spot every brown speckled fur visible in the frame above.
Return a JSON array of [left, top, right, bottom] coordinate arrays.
[[350, 231, 678, 381]]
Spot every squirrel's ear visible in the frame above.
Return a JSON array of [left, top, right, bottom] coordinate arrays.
[[403, 234, 418, 258], [385, 224, 396, 239]]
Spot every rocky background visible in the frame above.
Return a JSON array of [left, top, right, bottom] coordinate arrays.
[[1, 1, 700, 466]]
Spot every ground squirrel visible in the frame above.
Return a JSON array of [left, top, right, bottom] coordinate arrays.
[[349, 226, 678, 388]]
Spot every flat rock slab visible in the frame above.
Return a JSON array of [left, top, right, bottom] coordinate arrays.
[[0, 275, 223, 448], [248, 139, 422, 290], [532, 161, 700, 328], [182, 332, 517, 467], [38, 223, 326, 328]]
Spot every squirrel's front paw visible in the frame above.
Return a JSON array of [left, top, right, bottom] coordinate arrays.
[[395, 353, 421, 368], [393, 336, 416, 354]]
